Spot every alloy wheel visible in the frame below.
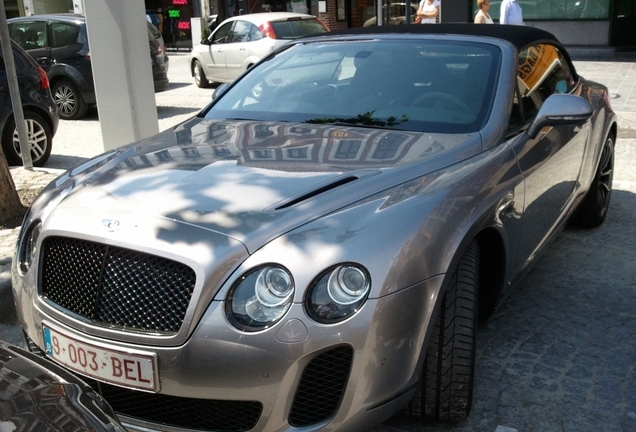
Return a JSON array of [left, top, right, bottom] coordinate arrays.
[[55, 84, 77, 117], [12, 118, 48, 162]]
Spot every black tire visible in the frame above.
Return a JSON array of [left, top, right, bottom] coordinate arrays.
[[52, 78, 88, 120], [193, 60, 210, 88], [2, 112, 53, 167], [408, 240, 479, 422], [571, 134, 614, 228]]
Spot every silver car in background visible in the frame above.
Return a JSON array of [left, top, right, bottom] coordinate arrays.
[[13, 25, 616, 431]]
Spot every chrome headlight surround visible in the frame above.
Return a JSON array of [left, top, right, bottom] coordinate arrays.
[[227, 265, 295, 332], [17, 220, 42, 275], [306, 264, 370, 324]]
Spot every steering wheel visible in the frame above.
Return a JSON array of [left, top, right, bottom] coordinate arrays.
[[410, 92, 470, 112]]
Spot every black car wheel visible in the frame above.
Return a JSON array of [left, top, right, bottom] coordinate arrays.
[[571, 134, 614, 228], [409, 240, 479, 422], [53, 78, 88, 120], [2, 112, 53, 167], [193, 60, 210, 88]]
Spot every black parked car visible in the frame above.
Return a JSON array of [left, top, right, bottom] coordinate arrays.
[[0, 41, 58, 167], [0, 342, 126, 431], [8, 14, 169, 120]]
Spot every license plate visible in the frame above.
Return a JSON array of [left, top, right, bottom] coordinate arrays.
[[43, 325, 158, 392]]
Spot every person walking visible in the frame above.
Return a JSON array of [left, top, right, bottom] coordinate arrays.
[[500, 0, 523, 25], [474, 0, 493, 23], [417, 0, 441, 24]]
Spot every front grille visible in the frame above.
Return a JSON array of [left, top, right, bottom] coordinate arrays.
[[289, 345, 353, 427], [41, 236, 196, 334], [23, 335, 262, 431]]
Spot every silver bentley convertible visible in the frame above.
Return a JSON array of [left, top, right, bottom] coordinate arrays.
[[13, 24, 616, 431]]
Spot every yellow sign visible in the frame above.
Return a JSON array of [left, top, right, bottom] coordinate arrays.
[[517, 44, 560, 93]]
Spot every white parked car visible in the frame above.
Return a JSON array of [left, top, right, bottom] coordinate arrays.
[[189, 12, 329, 87]]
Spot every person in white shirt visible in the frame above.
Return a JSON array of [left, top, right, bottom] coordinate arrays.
[[417, 0, 441, 24], [500, 0, 524, 25]]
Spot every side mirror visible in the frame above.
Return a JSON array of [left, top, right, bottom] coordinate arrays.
[[527, 93, 594, 139], [212, 83, 229, 101], [200, 38, 211, 45]]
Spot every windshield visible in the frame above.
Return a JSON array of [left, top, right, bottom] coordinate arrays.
[[204, 39, 501, 134]]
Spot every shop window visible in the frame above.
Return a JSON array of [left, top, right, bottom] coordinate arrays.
[[479, 0, 610, 20]]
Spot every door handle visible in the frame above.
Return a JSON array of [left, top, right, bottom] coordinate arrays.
[[617, 14, 625, 18]]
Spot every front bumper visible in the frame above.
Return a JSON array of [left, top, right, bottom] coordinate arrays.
[[17, 274, 443, 431]]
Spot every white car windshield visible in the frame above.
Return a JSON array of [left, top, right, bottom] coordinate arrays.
[[204, 39, 501, 134]]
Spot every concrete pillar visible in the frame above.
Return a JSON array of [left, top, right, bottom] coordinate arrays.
[[84, 0, 159, 151]]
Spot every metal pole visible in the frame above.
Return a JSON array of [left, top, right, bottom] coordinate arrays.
[[0, 1, 34, 170], [406, 0, 412, 25]]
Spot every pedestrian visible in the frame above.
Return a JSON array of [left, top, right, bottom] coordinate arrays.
[[500, 0, 524, 25], [474, 0, 493, 24], [416, 0, 441, 24]]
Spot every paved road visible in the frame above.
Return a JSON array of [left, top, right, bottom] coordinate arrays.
[[1, 53, 635, 432]]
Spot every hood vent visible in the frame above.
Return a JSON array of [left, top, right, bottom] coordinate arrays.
[[275, 176, 358, 210]]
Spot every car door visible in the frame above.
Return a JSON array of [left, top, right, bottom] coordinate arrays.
[[223, 20, 253, 80], [508, 43, 588, 271], [204, 21, 234, 81], [9, 20, 52, 70]]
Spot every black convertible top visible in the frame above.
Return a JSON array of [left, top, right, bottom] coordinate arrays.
[[327, 23, 560, 52]]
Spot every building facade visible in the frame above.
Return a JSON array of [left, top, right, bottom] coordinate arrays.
[[10, 0, 636, 50]]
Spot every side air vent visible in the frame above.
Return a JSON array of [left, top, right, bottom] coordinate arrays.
[[275, 177, 358, 210]]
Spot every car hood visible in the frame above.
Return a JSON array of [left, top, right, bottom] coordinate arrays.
[[48, 118, 481, 253]]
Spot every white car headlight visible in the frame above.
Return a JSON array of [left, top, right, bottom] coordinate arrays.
[[306, 264, 370, 323], [228, 265, 294, 331], [18, 220, 42, 275]]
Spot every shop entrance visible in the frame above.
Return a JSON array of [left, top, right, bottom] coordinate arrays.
[[610, 0, 636, 47]]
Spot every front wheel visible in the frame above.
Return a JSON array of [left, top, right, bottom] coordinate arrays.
[[570, 134, 614, 228], [193, 60, 210, 88], [409, 240, 479, 422], [2, 112, 53, 167]]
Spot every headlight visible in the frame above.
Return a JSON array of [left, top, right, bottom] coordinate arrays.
[[306, 264, 370, 323], [18, 221, 42, 275], [227, 265, 294, 331]]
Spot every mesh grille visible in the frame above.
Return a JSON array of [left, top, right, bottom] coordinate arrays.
[[289, 345, 353, 427], [41, 236, 196, 334], [87, 378, 262, 431]]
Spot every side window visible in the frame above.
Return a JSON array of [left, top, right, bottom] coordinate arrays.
[[51, 22, 79, 48], [211, 22, 233, 44], [512, 43, 576, 127], [249, 23, 264, 41], [10, 21, 47, 50], [229, 21, 251, 43]]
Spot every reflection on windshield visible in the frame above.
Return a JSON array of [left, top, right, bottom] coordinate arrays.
[[204, 39, 501, 134]]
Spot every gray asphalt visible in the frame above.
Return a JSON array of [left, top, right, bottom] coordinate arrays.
[[1, 53, 635, 432]]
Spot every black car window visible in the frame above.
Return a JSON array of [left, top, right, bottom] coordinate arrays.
[[10, 21, 47, 50], [512, 43, 576, 126], [269, 18, 327, 39], [51, 22, 79, 48], [212, 22, 233, 44], [230, 20, 251, 43]]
